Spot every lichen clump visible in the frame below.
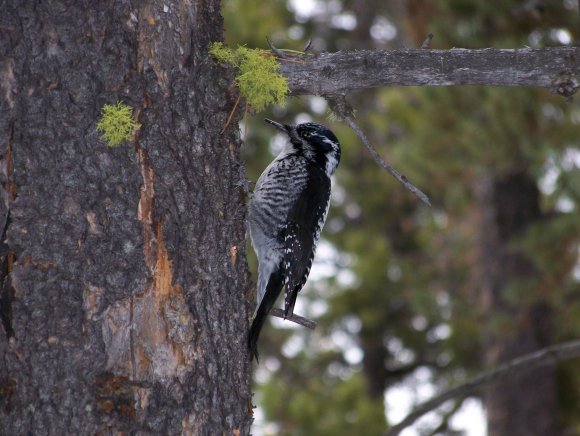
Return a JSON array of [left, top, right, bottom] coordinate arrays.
[[96, 102, 141, 147], [210, 42, 289, 111]]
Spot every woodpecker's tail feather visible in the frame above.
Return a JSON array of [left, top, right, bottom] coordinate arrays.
[[248, 266, 285, 362]]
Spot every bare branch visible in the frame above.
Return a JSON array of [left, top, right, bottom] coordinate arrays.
[[327, 96, 431, 207], [270, 308, 317, 330], [281, 47, 580, 96], [385, 339, 580, 436], [426, 399, 463, 436]]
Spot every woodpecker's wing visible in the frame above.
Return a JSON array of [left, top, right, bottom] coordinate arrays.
[[281, 166, 331, 317]]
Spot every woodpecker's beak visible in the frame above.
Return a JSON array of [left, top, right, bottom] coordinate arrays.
[[265, 118, 291, 134]]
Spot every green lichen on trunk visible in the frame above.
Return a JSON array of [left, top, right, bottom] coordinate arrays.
[[96, 102, 141, 147], [210, 42, 289, 111]]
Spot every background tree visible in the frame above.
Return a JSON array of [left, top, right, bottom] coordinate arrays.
[[225, 1, 580, 434]]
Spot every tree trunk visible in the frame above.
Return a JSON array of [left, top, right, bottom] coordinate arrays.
[[473, 170, 557, 436], [0, 1, 253, 434]]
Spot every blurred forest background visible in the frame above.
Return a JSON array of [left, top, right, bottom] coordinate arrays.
[[223, 1, 580, 434]]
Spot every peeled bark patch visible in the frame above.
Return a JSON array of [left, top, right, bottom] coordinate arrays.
[[102, 144, 196, 402], [101, 288, 196, 393]]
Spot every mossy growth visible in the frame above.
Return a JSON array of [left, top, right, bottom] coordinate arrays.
[[96, 102, 141, 147], [210, 42, 289, 111]]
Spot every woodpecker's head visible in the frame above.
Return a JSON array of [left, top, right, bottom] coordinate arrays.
[[265, 118, 341, 176]]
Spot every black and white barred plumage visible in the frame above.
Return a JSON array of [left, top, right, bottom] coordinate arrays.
[[248, 118, 341, 361]]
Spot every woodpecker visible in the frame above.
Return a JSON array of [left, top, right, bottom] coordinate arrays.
[[248, 118, 341, 361]]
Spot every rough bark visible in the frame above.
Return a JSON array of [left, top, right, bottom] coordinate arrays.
[[0, 1, 252, 434], [281, 47, 580, 96], [473, 170, 556, 436]]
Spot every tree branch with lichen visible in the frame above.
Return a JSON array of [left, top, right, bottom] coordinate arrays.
[[210, 42, 289, 112], [279, 47, 580, 98]]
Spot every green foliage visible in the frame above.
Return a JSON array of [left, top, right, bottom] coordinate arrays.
[[96, 102, 140, 147], [260, 368, 386, 435], [222, 0, 289, 48], [210, 42, 289, 112]]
